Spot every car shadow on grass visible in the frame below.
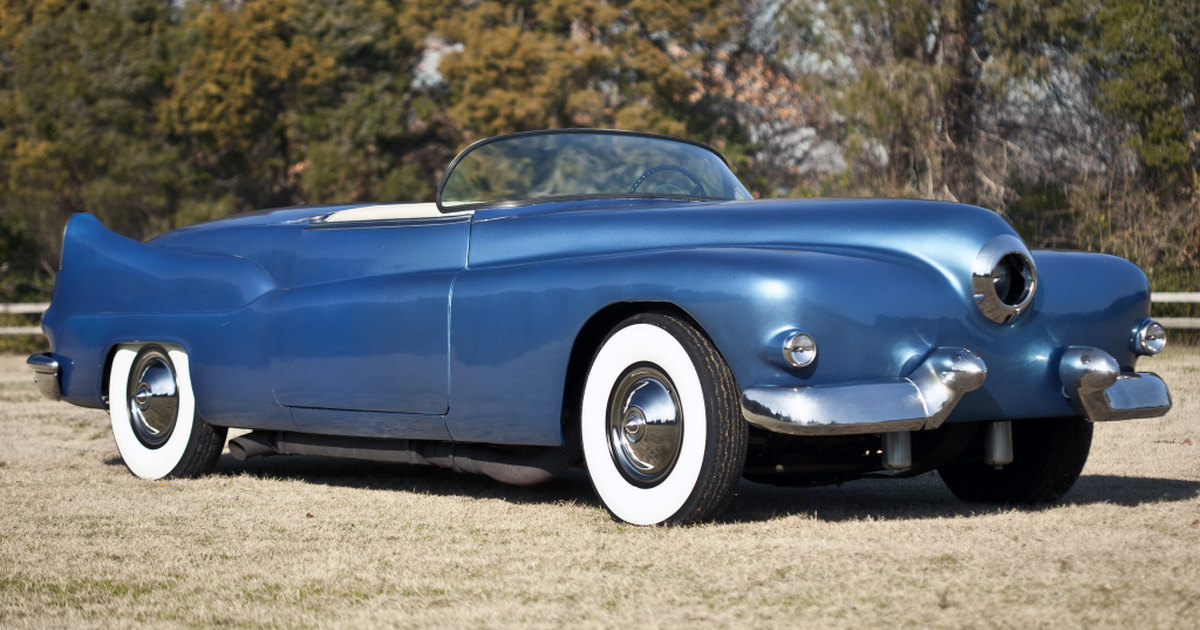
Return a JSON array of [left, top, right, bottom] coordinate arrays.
[[210, 453, 598, 506], [203, 453, 1200, 525], [720, 473, 1200, 524]]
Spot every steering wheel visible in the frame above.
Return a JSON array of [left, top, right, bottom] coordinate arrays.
[[628, 165, 707, 197]]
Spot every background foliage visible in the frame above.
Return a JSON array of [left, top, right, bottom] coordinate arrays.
[[1, 0, 1197, 301]]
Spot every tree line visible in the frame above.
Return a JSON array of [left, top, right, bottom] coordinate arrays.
[[1, 0, 1196, 301]]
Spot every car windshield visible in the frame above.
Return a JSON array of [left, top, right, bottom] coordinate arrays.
[[438, 130, 752, 210]]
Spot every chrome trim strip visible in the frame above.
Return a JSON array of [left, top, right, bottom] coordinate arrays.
[[1059, 346, 1172, 421], [741, 347, 987, 436], [26, 353, 62, 401]]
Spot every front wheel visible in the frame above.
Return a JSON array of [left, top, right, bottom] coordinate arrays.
[[109, 344, 226, 479], [581, 313, 746, 525], [938, 417, 1093, 504]]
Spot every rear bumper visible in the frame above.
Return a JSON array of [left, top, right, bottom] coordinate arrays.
[[741, 345, 1171, 436], [26, 353, 62, 401]]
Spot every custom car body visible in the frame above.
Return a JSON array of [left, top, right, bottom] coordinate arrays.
[[30, 129, 1172, 525]]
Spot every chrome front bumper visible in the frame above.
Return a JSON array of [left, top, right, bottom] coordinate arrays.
[[741, 346, 1171, 436], [27, 353, 62, 401], [741, 347, 987, 436], [1059, 347, 1172, 421]]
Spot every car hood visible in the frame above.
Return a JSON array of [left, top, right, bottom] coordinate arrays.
[[149, 196, 1025, 305], [468, 197, 1023, 298]]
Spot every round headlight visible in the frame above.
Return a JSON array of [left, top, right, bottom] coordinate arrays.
[[972, 235, 1037, 324], [1131, 319, 1167, 355], [782, 332, 817, 368]]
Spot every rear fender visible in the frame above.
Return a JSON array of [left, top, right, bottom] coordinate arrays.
[[47, 213, 275, 321], [42, 213, 276, 409]]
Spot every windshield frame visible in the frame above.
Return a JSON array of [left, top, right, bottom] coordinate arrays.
[[435, 128, 750, 213]]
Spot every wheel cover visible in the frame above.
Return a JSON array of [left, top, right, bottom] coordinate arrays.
[[607, 364, 683, 487], [127, 350, 179, 449]]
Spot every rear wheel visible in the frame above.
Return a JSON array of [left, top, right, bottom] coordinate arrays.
[[581, 313, 746, 525], [938, 417, 1093, 503], [109, 344, 226, 479]]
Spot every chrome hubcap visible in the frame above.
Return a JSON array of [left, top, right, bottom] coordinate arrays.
[[607, 365, 683, 487], [128, 349, 179, 449]]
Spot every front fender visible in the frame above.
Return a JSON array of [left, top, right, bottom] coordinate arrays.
[[445, 246, 959, 444]]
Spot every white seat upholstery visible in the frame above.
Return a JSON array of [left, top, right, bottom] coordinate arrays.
[[323, 203, 456, 223]]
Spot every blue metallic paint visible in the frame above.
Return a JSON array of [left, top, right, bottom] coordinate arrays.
[[42, 193, 1156, 446], [268, 217, 469, 414]]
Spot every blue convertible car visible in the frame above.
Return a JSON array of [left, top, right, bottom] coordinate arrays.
[[29, 129, 1172, 525]]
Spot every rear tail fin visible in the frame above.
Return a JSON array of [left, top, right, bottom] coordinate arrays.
[[49, 213, 275, 317]]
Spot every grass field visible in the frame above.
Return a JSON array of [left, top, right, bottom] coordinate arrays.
[[1, 349, 1197, 629]]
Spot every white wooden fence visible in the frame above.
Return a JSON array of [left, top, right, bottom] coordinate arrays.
[[1152, 292, 1200, 330], [3, 295, 1200, 336], [0, 302, 49, 336]]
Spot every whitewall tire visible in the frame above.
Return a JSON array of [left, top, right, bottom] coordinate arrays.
[[581, 313, 746, 525], [109, 344, 226, 479]]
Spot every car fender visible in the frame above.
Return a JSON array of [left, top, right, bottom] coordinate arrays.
[[445, 245, 960, 445], [42, 213, 277, 409]]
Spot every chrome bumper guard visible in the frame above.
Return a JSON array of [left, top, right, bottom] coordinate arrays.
[[1060, 346, 1172, 421], [26, 353, 62, 401], [741, 347, 988, 436], [742, 344, 1173, 437]]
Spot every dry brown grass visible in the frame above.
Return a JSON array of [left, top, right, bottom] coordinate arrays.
[[1, 349, 1197, 629]]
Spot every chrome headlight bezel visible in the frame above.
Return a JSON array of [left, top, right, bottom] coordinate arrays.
[[782, 331, 818, 368], [972, 235, 1037, 324], [1130, 318, 1167, 355]]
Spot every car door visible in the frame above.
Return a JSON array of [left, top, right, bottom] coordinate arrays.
[[269, 211, 470, 415]]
